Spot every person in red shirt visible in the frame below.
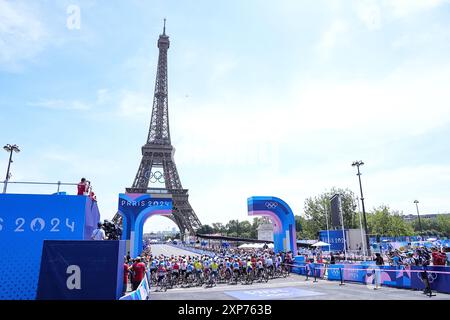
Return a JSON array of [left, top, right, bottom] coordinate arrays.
[[77, 178, 89, 195], [432, 248, 446, 266], [251, 256, 257, 269], [123, 259, 129, 295], [130, 256, 146, 291]]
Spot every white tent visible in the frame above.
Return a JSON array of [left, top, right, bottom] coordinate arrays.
[[238, 243, 274, 249], [311, 241, 331, 247]]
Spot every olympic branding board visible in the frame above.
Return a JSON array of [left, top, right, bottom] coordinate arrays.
[[0, 193, 100, 300], [37, 240, 126, 300], [319, 230, 346, 251], [118, 193, 172, 257], [247, 196, 297, 254]]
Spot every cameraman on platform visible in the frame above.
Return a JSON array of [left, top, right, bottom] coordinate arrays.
[[101, 220, 122, 240]]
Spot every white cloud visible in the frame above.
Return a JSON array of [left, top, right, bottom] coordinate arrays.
[[28, 89, 115, 112], [28, 99, 90, 110], [383, 0, 449, 18], [316, 20, 349, 58], [354, 0, 382, 30], [0, 0, 48, 70], [117, 90, 152, 118], [353, 0, 449, 30], [210, 56, 238, 82]]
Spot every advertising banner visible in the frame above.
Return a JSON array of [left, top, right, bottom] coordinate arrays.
[[319, 230, 345, 251], [37, 240, 126, 300]]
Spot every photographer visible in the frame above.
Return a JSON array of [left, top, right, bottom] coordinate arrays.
[[415, 248, 432, 295], [77, 178, 90, 195], [91, 222, 106, 240]]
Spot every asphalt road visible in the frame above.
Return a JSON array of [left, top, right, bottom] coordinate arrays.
[[150, 273, 450, 300], [148, 245, 450, 300], [150, 244, 200, 257]]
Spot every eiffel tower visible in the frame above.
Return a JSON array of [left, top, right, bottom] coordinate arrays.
[[125, 20, 202, 238]]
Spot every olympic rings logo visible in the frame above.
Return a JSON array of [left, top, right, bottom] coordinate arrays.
[[144, 170, 165, 183], [416, 271, 438, 283], [265, 202, 278, 209]]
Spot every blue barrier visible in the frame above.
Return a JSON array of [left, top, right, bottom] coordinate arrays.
[[0, 193, 100, 300], [36, 240, 125, 300], [291, 262, 450, 294], [410, 266, 450, 294], [119, 273, 150, 300]]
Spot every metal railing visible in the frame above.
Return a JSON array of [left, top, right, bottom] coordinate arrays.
[[1, 180, 84, 194]]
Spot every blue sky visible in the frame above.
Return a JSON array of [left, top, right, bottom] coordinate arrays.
[[1, 0, 450, 232]]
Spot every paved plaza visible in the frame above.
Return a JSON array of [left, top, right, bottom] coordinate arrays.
[[149, 245, 450, 300]]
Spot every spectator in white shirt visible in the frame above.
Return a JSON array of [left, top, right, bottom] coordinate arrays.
[[91, 222, 106, 240]]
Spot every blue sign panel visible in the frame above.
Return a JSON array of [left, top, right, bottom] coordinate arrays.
[[0, 194, 99, 300], [319, 230, 345, 251], [37, 240, 125, 300]]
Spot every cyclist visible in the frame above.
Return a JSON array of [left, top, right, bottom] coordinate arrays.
[[246, 258, 253, 279], [194, 258, 203, 282], [256, 257, 265, 279], [232, 258, 240, 281], [186, 260, 195, 283], [172, 259, 180, 283], [150, 257, 158, 279], [210, 258, 219, 283], [266, 255, 274, 276], [156, 262, 167, 289], [180, 258, 187, 280]]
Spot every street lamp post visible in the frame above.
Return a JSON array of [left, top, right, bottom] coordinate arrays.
[[352, 160, 370, 256], [3, 144, 20, 194], [414, 200, 422, 233]]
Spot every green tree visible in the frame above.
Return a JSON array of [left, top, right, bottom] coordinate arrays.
[[367, 206, 414, 236], [211, 222, 226, 234], [197, 224, 214, 235], [226, 220, 240, 237], [436, 215, 450, 236], [303, 187, 358, 237]]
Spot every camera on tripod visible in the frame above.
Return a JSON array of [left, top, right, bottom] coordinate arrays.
[[101, 220, 122, 240]]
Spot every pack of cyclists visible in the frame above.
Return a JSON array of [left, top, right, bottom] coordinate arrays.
[[146, 251, 294, 291]]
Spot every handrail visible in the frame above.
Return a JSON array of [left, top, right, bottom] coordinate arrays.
[[4, 181, 78, 186], [1, 180, 88, 194]]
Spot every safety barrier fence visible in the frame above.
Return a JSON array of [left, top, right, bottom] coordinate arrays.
[[287, 262, 450, 294], [119, 272, 151, 300]]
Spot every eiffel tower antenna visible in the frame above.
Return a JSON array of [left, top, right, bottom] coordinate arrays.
[[126, 24, 202, 239]]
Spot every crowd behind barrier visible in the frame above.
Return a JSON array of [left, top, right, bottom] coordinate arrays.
[[289, 262, 450, 294], [138, 241, 450, 296]]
